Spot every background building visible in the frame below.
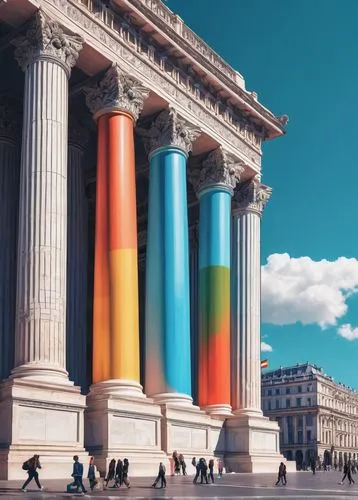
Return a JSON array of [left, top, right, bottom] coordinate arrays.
[[262, 363, 358, 469]]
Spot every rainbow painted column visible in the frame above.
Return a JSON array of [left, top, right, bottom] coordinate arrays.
[[139, 108, 200, 405], [85, 64, 149, 396], [231, 179, 271, 415], [190, 147, 243, 416]]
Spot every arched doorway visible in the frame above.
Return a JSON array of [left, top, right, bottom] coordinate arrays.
[[295, 450, 303, 470]]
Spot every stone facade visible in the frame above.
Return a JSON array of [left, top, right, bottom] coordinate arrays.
[[0, 0, 287, 479], [262, 363, 358, 469]]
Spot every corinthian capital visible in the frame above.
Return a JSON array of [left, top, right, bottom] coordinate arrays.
[[232, 178, 272, 216], [137, 107, 201, 157], [85, 63, 149, 121], [189, 147, 244, 195], [12, 10, 83, 76]]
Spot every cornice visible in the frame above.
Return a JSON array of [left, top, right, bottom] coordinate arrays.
[[41, 0, 262, 171]]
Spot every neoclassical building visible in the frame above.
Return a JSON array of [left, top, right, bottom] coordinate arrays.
[[0, 0, 287, 479], [262, 363, 358, 469]]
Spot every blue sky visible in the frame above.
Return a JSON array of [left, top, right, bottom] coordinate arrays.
[[166, 0, 358, 387]]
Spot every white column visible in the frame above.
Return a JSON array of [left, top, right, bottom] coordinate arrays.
[[0, 100, 21, 380], [11, 10, 83, 383], [231, 178, 271, 415], [66, 115, 89, 391]]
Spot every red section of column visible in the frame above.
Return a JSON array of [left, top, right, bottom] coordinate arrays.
[[92, 115, 110, 383], [108, 112, 137, 250]]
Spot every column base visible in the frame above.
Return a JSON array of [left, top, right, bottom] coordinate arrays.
[[85, 382, 166, 476], [204, 403, 232, 417], [10, 363, 72, 386], [0, 377, 87, 480], [225, 413, 291, 473]]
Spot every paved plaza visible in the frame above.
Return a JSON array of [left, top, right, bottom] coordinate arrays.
[[1, 472, 358, 499]]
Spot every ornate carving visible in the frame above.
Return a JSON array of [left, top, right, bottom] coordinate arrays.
[[232, 178, 272, 216], [0, 98, 22, 140], [137, 107, 201, 156], [68, 113, 90, 148], [189, 147, 244, 194], [46, 0, 263, 166], [12, 10, 83, 76], [85, 63, 149, 120]]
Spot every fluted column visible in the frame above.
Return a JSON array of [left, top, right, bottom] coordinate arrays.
[[85, 64, 149, 395], [138, 108, 200, 404], [66, 115, 89, 391], [11, 11, 83, 382], [189, 147, 243, 416], [189, 224, 199, 404], [231, 178, 271, 414], [0, 99, 21, 380]]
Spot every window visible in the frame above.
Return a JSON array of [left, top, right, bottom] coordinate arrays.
[[297, 430, 303, 444], [306, 414, 313, 426], [307, 397, 312, 406], [276, 400, 280, 409], [286, 399, 291, 408], [287, 416, 294, 444], [286, 387, 291, 394], [275, 388, 280, 395], [297, 416, 303, 428], [307, 430, 312, 443], [268, 389, 272, 396], [298, 385, 302, 393], [296, 398, 302, 407], [307, 384, 312, 392], [268, 401, 272, 410]]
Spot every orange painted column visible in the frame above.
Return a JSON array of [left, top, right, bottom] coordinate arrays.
[[107, 112, 139, 382], [92, 115, 110, 383]]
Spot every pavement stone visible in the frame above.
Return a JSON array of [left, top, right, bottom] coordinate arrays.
[[1, 471, 358, 499]]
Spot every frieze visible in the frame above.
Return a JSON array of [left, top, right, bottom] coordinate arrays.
[[41, 0, 262, 169], [85, 63, 149, 120], [189, 147, 244, 194], [137, 107, 201, 156], [12, 9, 83, 76], [232, 178, 272, 216]]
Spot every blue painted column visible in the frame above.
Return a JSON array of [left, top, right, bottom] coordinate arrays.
[[190, 147, 242, 416], [139, 108, 200, 404]]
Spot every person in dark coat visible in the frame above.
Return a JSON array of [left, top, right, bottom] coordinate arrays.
[[208, 459, 215, 483], [193, 460, 201, 484], [114, 459, 123, 487], [200, 458, 208, 484], [152, 462, 166, 488], [122, 458, 130, 488], [21, 455, 44, 492], [105, 459, 116, 487], [72, 455, 87, 494], [87, 456, 97, 492], [340, 461, 355, 485], [179, 454, 187, 475], [275, 462, 286, 486], [172, 451, 180, 475]]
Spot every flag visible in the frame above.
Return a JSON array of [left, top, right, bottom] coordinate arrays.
[[261, 359, 268, 369]]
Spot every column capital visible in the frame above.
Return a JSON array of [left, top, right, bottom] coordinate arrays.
[[12, 10, 83, 77], [232, 178, 272, 216], [85, 63, 149, 121], [0, 97, 22, 141], [137, 107, 201, 157], [189, 146, 244, 195], [68, 113, 90, 149]]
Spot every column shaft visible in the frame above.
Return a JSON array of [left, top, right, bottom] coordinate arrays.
[[189, 235, 199, 404], [14, 59, 69, 379], [231, 210, 261, 412], [0, 138, 20, 379], [66, 143, 88, 390], [145, 147, 191, 400], [108, 112, 139, 381], [198, 188, 231, 410], [92, 115, 110, 383]]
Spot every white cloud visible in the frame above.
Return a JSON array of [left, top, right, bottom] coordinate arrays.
[[261, 341, 273, 352], [261, 253, 358, 329], [337, 324, 358, 341]]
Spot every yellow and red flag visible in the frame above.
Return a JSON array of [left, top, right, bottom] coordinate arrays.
[[261, 359, 268, 369]]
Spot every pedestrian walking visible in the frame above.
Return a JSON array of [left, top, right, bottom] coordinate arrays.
[[218, 459, 223, 478], [105, 458, 116, 487], [311, 458, 316, 475], [340, 461, 355, 485], [21, 455, 44, 492], [152, 462, 167, 488], [122, 458, 131, 488], [200, 458, 208, 484], [114, 459, 123, 487], [179, 454, 187, 475], [71, 455, 87, 494], [193, 460, 201, 484], [208, 459, 215, 483], [172, 451, 180, 475], [87, 456, 98, 492], [275, 462, 286, 486]]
